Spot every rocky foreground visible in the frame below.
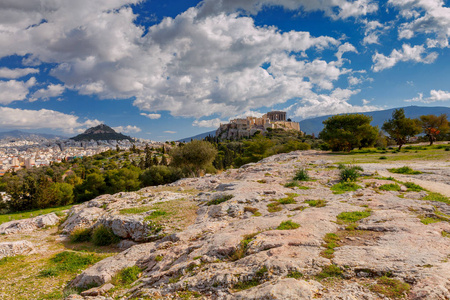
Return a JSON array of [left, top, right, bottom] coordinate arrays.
[[3, 150, 450, 299]]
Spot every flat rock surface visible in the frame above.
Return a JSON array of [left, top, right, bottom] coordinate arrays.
[[0, 241, 35, 259], [0, 213, 60, 235]]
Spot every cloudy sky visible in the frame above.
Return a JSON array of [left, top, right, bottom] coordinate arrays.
[[1, 0, 450, 140]]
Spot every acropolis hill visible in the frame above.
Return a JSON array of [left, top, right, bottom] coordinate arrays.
[[216, 111, 301, 140]]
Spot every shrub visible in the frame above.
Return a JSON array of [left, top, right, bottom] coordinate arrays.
[[403, 182, 424, 192], [70, 227, 92, 243], [111, 266, 142, 286], [139, 165, 183, 187], [339, 165, 363, 182], [276, 220, 300, 230], [277, 195, 297, 204], [379, 156, 388, 160], [206, 194, 233, 206], [330, 182, 362, 194], [293, 168, 310, 181], [379, 184, 401, 191], [91, 224, 120, 246]]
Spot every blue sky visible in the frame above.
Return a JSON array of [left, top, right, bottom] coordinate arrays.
[[1, 0, 450, 141]]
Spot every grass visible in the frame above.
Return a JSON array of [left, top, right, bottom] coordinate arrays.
[[420, 217, 444, 225], [39, 251, 103, 277], [388, 166, 422, 175], [91, 225, 120, 246], [293, 168, 310, 181], [267, 202, 282, 212], [144, 210, 168, 220], [379, 183, 402, 191], [422, 192, 450, 204], [230, 232, 259, 261], [155, 255, 164, 261], [0, 205, 73, 225], [321, 233, 340, 259], [369, 276, 410, 298], [286, 271, 303, 279], [442, 231, 450, 238], [404, 182, 425, 192], [119, 206, 152, 214], [304, 199, 326, 207], [206, 194, 234, 206], [315, 264, 343, 279], [330, 182, 362, 194], [244, 206, 261, 216], [233, 266, 268, 291], [69, 228, 92, 243], [276, 194, 297, 205], [337, 210, 371, 223], [339, 165, 363, 182], [276, 220, 300, 230], [111, 265, 142, 286]]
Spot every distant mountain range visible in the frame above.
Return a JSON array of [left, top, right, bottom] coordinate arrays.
[[70, 124, 133, 141], [0, 130, 67, 140], [177, 106, 450, 141], [297, 106, 450, 136]]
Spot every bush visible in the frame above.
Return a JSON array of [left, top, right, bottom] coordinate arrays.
[[91, 225, 120, 246], [339, 165, 363, 182], [206, 194, 233, 206], [276, 220, 300, 230], [112, 266, 142, 286], [388, 166, 422, 175], [331, 182, 362, 194], [293, 168, 310, 181], [140, 165, 183, 186], [379, 184, 401, 191], [70, 228, 92, 243]]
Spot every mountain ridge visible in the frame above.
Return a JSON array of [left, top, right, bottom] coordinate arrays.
[[70, 124, 133, 141]]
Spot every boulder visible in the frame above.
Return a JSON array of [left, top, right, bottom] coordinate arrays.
[[0, 241, 35, 259]]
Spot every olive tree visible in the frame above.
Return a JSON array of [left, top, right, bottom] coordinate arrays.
[[170, 140, 218, 175], [419, 114, 449, 146], [382, 109, 421, 150]]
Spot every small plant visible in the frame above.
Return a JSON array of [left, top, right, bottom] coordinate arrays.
[[293, 168, 310, 181], [331, 182, 362, 194], [379, 183, 401, 191], [230, 232, 259, 261], [321, 233, 340, 259], [339, 165, 363, 182], [379, 156, 388, 160], [207, 194, 234, 206], [286, 270, 303, 279], [284, 181, 299, 188], [369, 276, 410, 298], [388, 166, 422, 175], [277, 195, 297, 205], [304, 200, 326, 207], [233, 266, 268, 291], [244, 206, 261, 216], [337, 210, 371, 224], [155, 255, 164, 261], [267, 202, 282, 212], [442, 231, 450, 238], [111, 266, 142, 286], [91, 224, 120, 246], [403, 182, 425, 192], [70, 227, 92, 243], [257, 179, 267, 184], [315, 264, 343, 279], [420, 217, 444, 225], [422, 192, 450, 204], [276, 220, 300, 230]]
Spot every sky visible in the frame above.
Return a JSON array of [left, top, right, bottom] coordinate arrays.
[[1, 0, 450, 141]]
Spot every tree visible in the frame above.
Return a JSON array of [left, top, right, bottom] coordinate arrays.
[[319, 114, 378, 152], [419, 114, 449, 146], [382, 109, 421, 150], [170, 140, 218, 175]]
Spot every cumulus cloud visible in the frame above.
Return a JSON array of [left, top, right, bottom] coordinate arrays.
[[0, 77, 36, 104], [29, 83, 65, 102], [389, 0, 450, 48], [362, 20, 387, 45], [197, 0, 378, 20], [112, 125, 141, 134], [372, 44, 438, 72], [0, 107, 101, 134], [406, 89, 450, 103], [193, 118, 223, 128], [140, 113, 161, 119], [164, 131, 176, 134], [0, 67, 39, 79]]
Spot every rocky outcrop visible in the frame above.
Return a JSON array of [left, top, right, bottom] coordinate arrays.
[[65, 150, 450, 299], [0, 241, 35, 259], [0, 213, 60, 235]]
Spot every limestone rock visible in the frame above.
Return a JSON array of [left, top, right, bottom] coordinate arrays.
[[0, 241, 35, 259], [0, 213, 59, 235]]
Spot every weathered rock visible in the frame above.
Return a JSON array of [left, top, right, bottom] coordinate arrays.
[[0, 241, 35, 259], [80, 283, 114, 296], [234, 278, 321, 299], [0, 213, 59, 235]]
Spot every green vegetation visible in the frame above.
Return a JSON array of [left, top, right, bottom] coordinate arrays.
[[145, 210, 168, 219], [276, 194, 297, 204], [91, 224, 120, 246], [321, 233, 340, 259], [304, 199, 326, 207], [155, 255, 164, 261], [315, 264, 343, 279], [422, 192, 450, 204], [230, 232, 259, 261], [330, 182, 362, 194], [338, 164, 363, 182], [0, 205, 72, 225], [267, 202, 282, 212], [233, 266, 268, 291], [244, 206, 261, 216], [39, 251, 102, 277], [420, 217, 444, 225], [369, 276, 410, 298], [276, 220, 300, 230], [419, 114, 449, 146], [382, 108, 421, 150], [379, 183, 402, 191], [388, 166, 422, 174], [293, 168, 310, 181], [337, 211, 371, 223], [119, 206, 152, 214], [206, 194, 234, 206], [69, 228, 92, 243], [404, 182, 425, 192], [442, 231, 450, 238], [111, 266, 142, 286], [286, 271, 303, 279]]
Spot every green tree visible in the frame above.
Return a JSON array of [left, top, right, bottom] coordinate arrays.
[[170, 140, 218, 175], [419, 114, 449, 146], [382, 109, 421, 150], [319, 114, 378, 151], [139, 165, 183, 186]]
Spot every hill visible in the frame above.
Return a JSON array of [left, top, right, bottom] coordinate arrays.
[[298, 106, 450, 136], [70, 124, 133, 141], [177, 130, 216, 143], [0, 130, 66, 140]]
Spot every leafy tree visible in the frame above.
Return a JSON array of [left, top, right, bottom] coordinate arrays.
[[382, 109, 421, 150], [419, 114, 449, 145], [319, 114, 378, 151], [140, 165, 183, 186], [170, 140, 218, 175]]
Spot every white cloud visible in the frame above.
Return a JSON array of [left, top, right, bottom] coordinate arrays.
[[389, 0, 450, 48], [0, 107, 101, 134], [140, 113, 161, 119], [164, 131, 176, 134], [112, 125, 141, 134], [0, 77, 36, 104], [197, 0, 378, 20], [372, 44, 438, 72], [406, 89, 450, 103], [0, 67, 39, 79], [193, 118, 223, 128], [29, 83, 65, 102], [362, 20, 387, 45]]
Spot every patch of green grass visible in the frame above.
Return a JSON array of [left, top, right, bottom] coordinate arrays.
[[91, 224, 120, 246], [379, 183, 401, 191], [119, 206, 152, 214], [304, 199, 326, 207], [441, 231, 450, 238], [284, 181, 299, 188], [0, 255, 23, 266], [337, 210, 371, 223], [379, 156, 388, 160], [276, 195, 297, 205], [206, 194, 234, 206], [144, 210, 168, 220], [321, 233, 340, 259], [286, 270, 303, 279], [69, 227, 92, 243], [169, 274, 182, 284], [276, 220, 300, 230], [244, 206, 261, 216], [0, 205, 73, 225], [422, 192, 450, 204], [293, 168, 310, 181], [388, 166, 422, 175], [315, 264, 343, 279], [403, 182, 424, 192], [111, 265, 142, 286], [420, 217, 443, 225], [339, 165, 363, 182], [230, 232, 259, 261], [257, 179, 267, 184], [233, 266, 268, 291], [369, 276, 410, 298], [267, 202, 282, 212], [331, 182, 362, 194], [39, 251, 102, 277]]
